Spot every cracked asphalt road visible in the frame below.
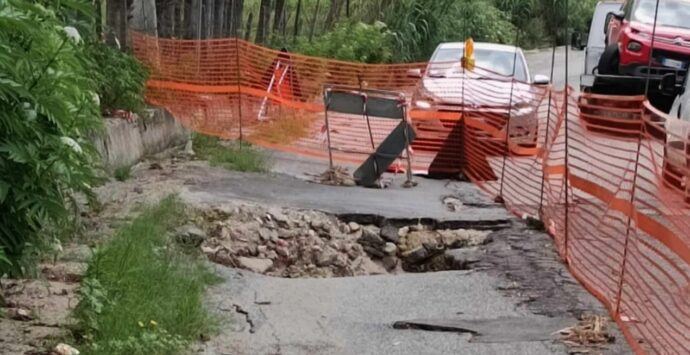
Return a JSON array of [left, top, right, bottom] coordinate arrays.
[[182, 152, 631, 355]]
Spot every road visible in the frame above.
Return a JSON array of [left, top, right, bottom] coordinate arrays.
[[524, 46, 585, 90], [116, 157, 632, 355]]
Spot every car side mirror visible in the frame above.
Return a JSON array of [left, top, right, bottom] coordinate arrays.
[[407, 68, 422, 79], [612, 10, 625, 21], [533, 74, 550, 85], [604, 10, 624, 34]]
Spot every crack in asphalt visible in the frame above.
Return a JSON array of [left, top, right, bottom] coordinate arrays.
[[232, 304, 256, 334]]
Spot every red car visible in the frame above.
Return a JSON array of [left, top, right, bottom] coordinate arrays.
[[599, 0, 690, 76]]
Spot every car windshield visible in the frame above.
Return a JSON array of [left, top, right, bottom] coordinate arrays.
[[430, 47, 528, 82], [633, 0, 690, 29]]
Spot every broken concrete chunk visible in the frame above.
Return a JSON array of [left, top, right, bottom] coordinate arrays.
[[383, 242, 398, 256], [348, 222, 361, 232], [380, 224, 400, 243], [401, 246, 429, 265], [54, 343, 80, 355], [237, 257, 274, 274], [316, 247, 339, 267], [358, 226, 384, 246], [358, 258, 387, 275], [397, 226, 410, 238], [382, 256, 398, 271], [444, 247, 482, 269], [267, 207, 290, 227]]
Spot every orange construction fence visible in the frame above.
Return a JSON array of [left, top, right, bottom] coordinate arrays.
[[132, 32, 690, 354]]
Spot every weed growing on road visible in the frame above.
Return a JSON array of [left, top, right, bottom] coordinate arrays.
[[73, 196, 220, 355], [113, 165, 132, 182], [193, 134, 267, 173]]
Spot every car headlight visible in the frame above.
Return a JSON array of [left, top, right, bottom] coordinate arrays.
[[412, 87, 437, 109], [414, 100, 433, 109], [510, 106, 537, 121]]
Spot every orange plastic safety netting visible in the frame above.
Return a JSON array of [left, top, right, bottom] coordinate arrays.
[[131, 32, 690, 354]]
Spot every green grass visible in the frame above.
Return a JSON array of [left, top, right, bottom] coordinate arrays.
[[73, 196, 220, 355], [193, 134, 267, 173], [113, 165, 132, 182]]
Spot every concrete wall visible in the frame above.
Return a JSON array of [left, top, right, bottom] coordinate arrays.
[[93, 108, 189, 171]]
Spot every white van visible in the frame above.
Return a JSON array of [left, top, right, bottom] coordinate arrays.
[[584, 1, 624, 75]]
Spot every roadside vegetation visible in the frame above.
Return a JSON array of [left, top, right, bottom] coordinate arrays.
[[0, 0, 149, 277], [147, 0, 600, 63], [113, 165, 132, 182], [72, 196, 219, 355], [193, 134, 268, 173]]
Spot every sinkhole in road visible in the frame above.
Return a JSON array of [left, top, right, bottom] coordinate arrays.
[[187, 205, 509, 278]]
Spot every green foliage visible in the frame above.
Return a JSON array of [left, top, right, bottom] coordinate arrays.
[[193, 134, 268, 173], [276, 0, 599, 62], [292, 21, 394, 63], [0, 0, 102, 276], [113, 165, 132, 182], [444, 1, 518, 46], [88, 43, 148, 115], [383, 0, 456, 62], [89, 326, 187, 355], [73, 196, 219, 355]]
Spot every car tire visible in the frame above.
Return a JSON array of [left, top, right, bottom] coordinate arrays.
[[597, 44, 620, 75]]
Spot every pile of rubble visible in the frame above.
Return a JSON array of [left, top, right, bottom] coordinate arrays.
[[187, 205, 492, 278]]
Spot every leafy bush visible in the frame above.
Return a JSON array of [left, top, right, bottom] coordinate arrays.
[[73, 196, 218, 355], [88, 43, 148, 115], [292, 21, 395, 63], [0, 0, 102, 276]]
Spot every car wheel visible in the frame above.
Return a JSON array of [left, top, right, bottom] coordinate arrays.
[[597, 44, 620, 75]]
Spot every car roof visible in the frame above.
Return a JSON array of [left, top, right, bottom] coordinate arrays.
[[435, 42, 522, 53]]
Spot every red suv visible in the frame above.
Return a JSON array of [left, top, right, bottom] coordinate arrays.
[[599, 0, 690, 77]]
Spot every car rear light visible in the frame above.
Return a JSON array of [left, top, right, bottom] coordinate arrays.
[[628, 41, 643, 52]]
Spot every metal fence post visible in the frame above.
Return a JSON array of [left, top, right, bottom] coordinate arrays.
[[323, 89, 334, 169], [616, 0, 660, 316], [235, 36, 244, 149], [539, 44, 558, 218], [563, 0, 571, 262]]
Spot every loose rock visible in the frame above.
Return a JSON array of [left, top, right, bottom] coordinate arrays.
[[237, 257, 274, 273], [397, 226, 410, 238], [380, 224, 400, 243], [444, 247, 482, 270], [348, 222, 361, 232], [383, 242, 398, 256], [401, 246, 429, 265], [54, 343, 80, 355]]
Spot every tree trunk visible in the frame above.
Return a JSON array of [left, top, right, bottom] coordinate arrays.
[[157, 0, 177, 38], [309, 0, 320, 42], [231, 0, 244, 36], [190, 0, 202, 39], [255, 0, 271, 43], [272, 0, 285, 35], [324, 0, 343, 30], [244, 11, 254, 41], [292, 0, 302, 42], [203, 0, 214, 38], [214, 0, 226, 37], [182, 0, 191, 39]]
